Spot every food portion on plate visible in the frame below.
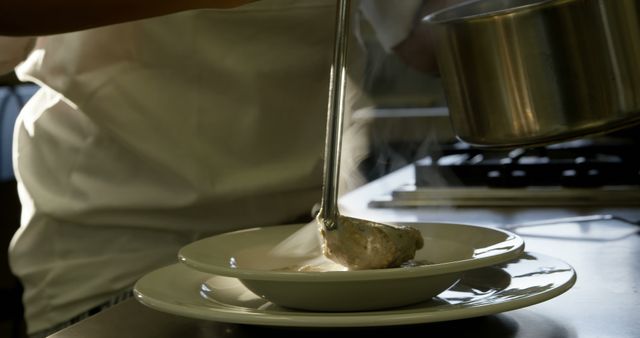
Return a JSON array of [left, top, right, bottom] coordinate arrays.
[[320, 216, 424, 270]]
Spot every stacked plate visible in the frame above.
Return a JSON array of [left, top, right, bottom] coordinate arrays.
[[133, 222, 576, 327]]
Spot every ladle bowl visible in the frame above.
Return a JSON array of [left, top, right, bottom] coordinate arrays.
[[317, 0, 424, 269]]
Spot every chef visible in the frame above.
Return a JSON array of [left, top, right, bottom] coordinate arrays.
[[0, 0, 437, 336]]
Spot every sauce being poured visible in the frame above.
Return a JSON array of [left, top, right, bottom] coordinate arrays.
[[273, 257, 433, 272]]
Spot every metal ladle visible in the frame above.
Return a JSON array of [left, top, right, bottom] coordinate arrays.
[[316, 0, 423, 270]]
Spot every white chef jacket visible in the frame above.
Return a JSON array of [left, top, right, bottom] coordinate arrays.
[[1, 0, 423, 333]]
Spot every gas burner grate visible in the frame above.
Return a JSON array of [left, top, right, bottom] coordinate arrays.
[[415, 138, 640, 188], [368, 136, 640, 208]]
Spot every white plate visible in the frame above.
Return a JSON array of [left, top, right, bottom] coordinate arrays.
[[134, 252, 575, 327], [177, 222, 524, 311]]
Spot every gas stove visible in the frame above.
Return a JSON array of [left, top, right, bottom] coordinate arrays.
[[367, 134, 640, 207]]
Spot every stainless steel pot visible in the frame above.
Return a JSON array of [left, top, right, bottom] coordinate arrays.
[[424, 0, 640, 148]]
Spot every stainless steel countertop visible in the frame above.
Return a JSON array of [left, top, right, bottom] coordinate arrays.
[[50, 166, 640, 338]]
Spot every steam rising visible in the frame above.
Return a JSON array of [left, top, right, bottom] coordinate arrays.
[[269, 220, 323, 258]]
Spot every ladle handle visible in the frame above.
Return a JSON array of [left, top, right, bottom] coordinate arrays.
[[319, 0, 351, 230]]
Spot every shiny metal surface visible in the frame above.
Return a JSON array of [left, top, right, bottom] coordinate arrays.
[[49, 205, 640, 338], [317, 0, 424, 269], [318, 0, 350, 229], [424, 0, 640, 148]]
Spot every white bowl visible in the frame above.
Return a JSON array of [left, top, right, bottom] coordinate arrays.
[[178, 222, 524, 312]]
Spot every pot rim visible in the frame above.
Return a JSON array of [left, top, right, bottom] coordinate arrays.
[[423, 0, 577, 25]]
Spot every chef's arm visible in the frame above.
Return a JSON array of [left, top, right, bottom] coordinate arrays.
[[0, 0, 256, 36], [360, 0, 463, 74]]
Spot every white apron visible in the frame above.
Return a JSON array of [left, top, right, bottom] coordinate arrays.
[[5, 0, 421, 332]]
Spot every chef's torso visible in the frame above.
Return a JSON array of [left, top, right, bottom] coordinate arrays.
[[10, 1, 367, 332], [15, 0, 340, 232]]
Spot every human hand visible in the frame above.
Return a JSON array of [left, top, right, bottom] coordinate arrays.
[[391, 0, 468, 74]]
